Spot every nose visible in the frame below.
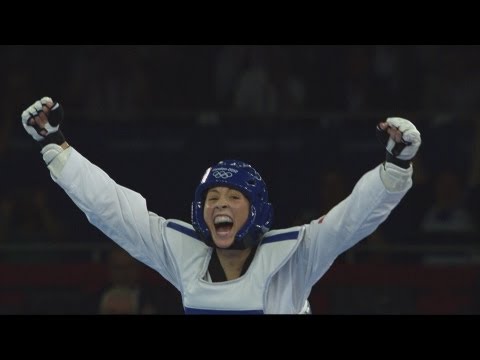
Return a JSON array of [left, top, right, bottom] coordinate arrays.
[[215, 197, 229, 209]]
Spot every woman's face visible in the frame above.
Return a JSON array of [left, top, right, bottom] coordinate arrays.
[[203, 187, 250, 249]]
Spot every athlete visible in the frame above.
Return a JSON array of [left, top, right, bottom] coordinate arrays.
[[22, 97, 421, 314]]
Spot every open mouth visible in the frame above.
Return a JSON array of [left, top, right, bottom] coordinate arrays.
[[214, 215, 234, 237]]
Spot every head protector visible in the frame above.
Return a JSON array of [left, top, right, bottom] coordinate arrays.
[[191, 160, 273, 250]]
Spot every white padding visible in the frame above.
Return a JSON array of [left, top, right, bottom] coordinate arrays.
[[41, 144, 72, 179], [379, 161, 413, 193]]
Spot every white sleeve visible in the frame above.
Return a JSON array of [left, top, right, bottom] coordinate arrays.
[[47, 147, 180, 288], [300, 163, 412, 288]]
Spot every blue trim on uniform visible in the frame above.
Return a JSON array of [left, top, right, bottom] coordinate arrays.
[[262, 231, 299, 245], [167, 222, 200, 240], [185, 307, 264, 315]]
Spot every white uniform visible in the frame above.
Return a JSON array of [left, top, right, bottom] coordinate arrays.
[[47, 147, 412, 314]]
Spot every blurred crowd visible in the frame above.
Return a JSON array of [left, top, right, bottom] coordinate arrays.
[[2, 45, 480, 118]]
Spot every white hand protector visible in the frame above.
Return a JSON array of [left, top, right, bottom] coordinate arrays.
[[384, 117, 421, 161], [21, 97, 65, 146]]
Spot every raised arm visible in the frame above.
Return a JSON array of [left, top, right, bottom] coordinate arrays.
[[300, 118, 422, 287], [21, 97, 178, 285]]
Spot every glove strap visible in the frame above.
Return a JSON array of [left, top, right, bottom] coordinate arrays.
[[386, 152, 411, 169], [376, 124, 411, 169], [38, 102, 65, 147], [39, 130, 66, 147]]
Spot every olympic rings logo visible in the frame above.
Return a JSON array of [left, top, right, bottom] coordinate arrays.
[[212, 170, 233, 179]]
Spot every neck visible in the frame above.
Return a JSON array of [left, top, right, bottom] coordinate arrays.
[[216, 248, 252, 281]]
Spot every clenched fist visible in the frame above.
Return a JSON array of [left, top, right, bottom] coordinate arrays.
[[21, 97, 65, 147], [377, 117, 421, 168]]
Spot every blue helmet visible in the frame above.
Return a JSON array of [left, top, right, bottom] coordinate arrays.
[[191, 160, 273, 250]]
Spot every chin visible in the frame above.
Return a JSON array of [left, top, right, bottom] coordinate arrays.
[[212, 237, 235, 249]]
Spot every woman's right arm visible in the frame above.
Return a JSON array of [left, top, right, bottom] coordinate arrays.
[[21, 97, 180, 287]]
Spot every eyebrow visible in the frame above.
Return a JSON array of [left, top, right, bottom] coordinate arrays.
[[206, 188, 240, 195]]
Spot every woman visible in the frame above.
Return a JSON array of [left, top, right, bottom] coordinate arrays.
[[22, 97, 421, 314]]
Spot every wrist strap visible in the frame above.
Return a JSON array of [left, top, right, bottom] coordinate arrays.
[[386, 152, 411, 169], [39, 130, 65, 147]]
